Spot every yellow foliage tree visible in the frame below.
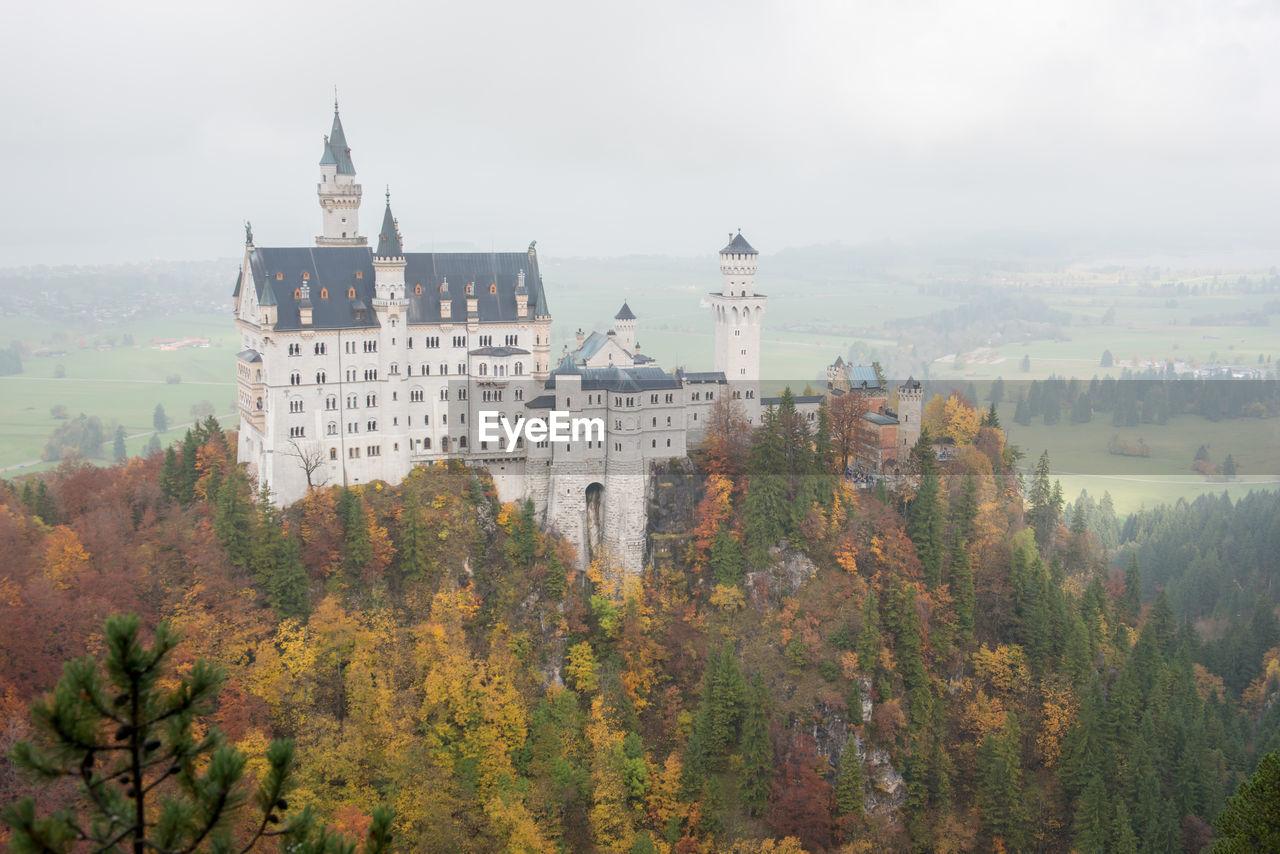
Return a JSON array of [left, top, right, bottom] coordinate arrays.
[[41, 525, 90, 590]]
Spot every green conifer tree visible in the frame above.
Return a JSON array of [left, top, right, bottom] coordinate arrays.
[[0, 614, 391, 853], [738, 673, 772, 816]]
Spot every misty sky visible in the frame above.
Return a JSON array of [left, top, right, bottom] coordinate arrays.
[[3, 0, 1279, 267]]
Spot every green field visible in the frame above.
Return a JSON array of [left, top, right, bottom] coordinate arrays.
[[0, 313, 238, 471], [995, 399, 1280, 512]]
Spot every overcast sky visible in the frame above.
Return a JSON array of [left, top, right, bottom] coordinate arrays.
[[3, 0, 1278, 267]]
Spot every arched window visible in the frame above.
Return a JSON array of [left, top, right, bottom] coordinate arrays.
[[289, 371, 300, 385], [514, 362, 523, 375], [424, 437, 431, 449], [302, 272, 310, 280], [414, 284, 423, 295], [479, 363, 487, 376], [329, 447, 337, 460], [348, 287, 356, 298], [320, 287, 328, 299], [327, 422, 337, 435], [489, 283, 497, 295], [315, 371, 326, 384], [293, 288, 301, 299]]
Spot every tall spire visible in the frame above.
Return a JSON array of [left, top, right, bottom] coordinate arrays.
[[323, 101, 355, 175], [376, 195, 402, 257]]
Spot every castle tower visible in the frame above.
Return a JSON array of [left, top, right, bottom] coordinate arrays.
[[316, 101, 366, 246], [614, 302, 636, 353], [708, 231, 767, 419], [897, 377, 923, 457], [372, 193, 407, 304]]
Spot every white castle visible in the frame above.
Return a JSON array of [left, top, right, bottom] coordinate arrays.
[[232, 104, 778, 571]]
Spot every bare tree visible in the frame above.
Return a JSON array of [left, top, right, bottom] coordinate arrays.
[[829, 390, 870, 473], [700, 394, 752, 478], [284, 439, 328, 489]]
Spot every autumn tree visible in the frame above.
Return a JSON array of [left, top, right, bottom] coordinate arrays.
[[829, 391, 870, 473], [0, 613, 392, 853], [701, 395, 751, 480]]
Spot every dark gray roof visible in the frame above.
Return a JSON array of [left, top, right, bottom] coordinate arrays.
[[547, 363, 680, 392], [865, 412, 898, 426], [325, 110, 356, 175], [763, 394, 825, 405], [232, 269, 242, 298], [615, 302, 636, 320], [720, 231, 757, 255], [902, 376, 921, 389], [571, 331, 612, 362], [236, 348, 261, 363], [242, 245, 549, 331], [676, 370, 726, 383], [375, 204, 402, 257], [845, 364, 882, 389], [525, 394, 556, 409], [633, 353, 655, 364], [469, 346, 530, 357]]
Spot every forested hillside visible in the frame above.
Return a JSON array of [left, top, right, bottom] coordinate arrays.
[[1, 398, 1278, 852]]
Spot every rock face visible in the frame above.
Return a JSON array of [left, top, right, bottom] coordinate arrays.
[[645, 458, 703, 570]]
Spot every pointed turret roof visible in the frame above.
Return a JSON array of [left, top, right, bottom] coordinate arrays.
[[614, 301, 636, 321], [322, 106, 356, 175], [259, 281, 277, 306], [720, 230, 757, 255], [375, 201, 402, 257]]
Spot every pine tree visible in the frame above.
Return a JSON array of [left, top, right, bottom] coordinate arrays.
[[178, 431, 199, 505], [834, 744, 865, 818], [856, 593, 881, 675], [976, 712, 1026, 850], [709, 523, 745, 587], [251, 502, 309, 619], [214, 466, 253, 570], [396, 489, 433, 580], [112, 425, 127, 461], [738, 673, 772, 816], [153, 403, 168, 433], [1213, 750, 1280, 852], [145, 433, 161, 456], [1124, 555, 1142, 621], [0, 613, 391, 853], [908, 466, 944, 588], [160, 446, 181, 501], [339, 487, 372, 577]]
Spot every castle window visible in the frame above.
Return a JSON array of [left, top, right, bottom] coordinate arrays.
[[327, 422, 337, 435], [276, 273, 283, 280], [652, 439, 656, 448], [440, 388, 448, 400], [325, 396, 336, 410], [349, 447, 360, 458], [367, 420, 377, 432], [479, 363, 487, 376], [302, 272, 310, 280], [489, 283, 497, 295], [356, 271, 363, 279], [330, 448, 337, 460], [424, 437, 431, 449], [415, 284, 423, 295], [389, 363, 399, 375], [348, 287, 356, 298], [289, 372, 300, 385], [346, 394, 358, 408], [366, 393, 377, 407], [515, 388, 523, 401], [288, 426, 305, 438], [320, 288, 328, 299], [315, 371, 326, 384], [314, 342, 327, 355], [666, 438, 671, 447], [459, 436, 467, 448], [410, 389, 423, 402], [423, 364, 430, 375], [667, 416, 672, 425], [293, 288, 302, 299], [441, 436, 449, 452]]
